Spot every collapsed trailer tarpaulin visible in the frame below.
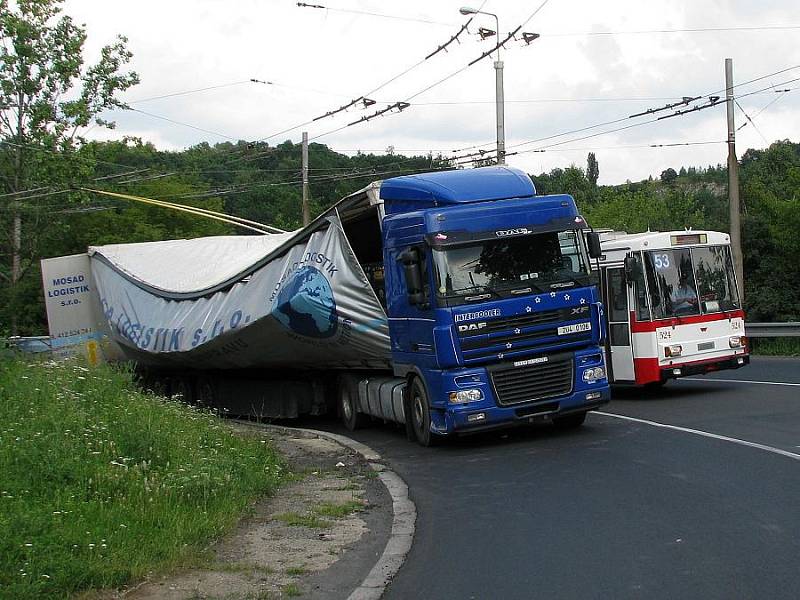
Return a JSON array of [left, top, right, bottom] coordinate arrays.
[[89, 217, 391, 369]]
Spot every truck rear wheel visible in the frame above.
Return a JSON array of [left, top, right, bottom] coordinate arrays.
[[339, 375, 365, 431], [409, 377, 437, 447], [553, 411, 587, 430]]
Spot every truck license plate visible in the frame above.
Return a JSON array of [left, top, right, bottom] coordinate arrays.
[[557, 322, 592, 336]]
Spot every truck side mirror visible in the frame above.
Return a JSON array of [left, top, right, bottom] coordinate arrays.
[[397, 247, 425, 306], [586, 231, 602, 259]]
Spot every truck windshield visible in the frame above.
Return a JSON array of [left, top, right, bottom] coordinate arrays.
[[644, 245, 740, 319], [432, 230, 590, 305]]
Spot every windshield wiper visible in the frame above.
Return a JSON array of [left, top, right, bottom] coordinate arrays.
[[441, 285, 503, 301]]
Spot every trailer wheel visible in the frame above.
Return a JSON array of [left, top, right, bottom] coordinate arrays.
[[409, 377, 437, 447], [553, 411, 587, 430], [196, 376, 217, 408], [171, 376, 195, 405], [338, 375, 365, 431], [145, 373, 170, 398]]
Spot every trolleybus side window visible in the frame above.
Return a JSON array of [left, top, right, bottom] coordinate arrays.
[[691, 246, 741, 313]]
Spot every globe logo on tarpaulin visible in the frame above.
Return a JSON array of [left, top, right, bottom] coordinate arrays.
[[273, 266, 338, 338]]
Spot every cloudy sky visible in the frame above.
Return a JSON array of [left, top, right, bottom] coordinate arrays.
[[64, 0, 800, 184]]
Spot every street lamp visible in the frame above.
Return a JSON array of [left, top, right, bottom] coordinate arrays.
[[460, 6, 506, 164]]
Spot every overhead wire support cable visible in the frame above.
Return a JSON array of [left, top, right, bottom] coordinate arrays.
[[657, 97, 723, 120], [468, 25, 522, 66], [628, 96, 702, 118], [734, 99, 769, 144], [312, 1, 549, 142], [425, 18, 473, 59], [546, 24, 800, 37], [309, 16, 475, 124], [451, 62, 800, 156]]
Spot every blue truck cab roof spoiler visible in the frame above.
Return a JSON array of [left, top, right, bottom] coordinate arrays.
[[380, 166, 536, 214]]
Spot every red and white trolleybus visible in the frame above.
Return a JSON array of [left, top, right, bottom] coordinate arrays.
[[595, 230, 749, 385]]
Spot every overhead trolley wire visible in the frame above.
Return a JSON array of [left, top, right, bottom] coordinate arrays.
[[310, 0, 551, 142], [546, 24, 800, 37], [450, 63, 800, 160]]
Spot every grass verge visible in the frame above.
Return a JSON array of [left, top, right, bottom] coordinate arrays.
[[0, 357, 285, 600], [749, 337, 800, 357]]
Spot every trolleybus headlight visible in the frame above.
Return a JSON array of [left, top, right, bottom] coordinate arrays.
[[729, 336, 744, 348], [449, 388, 483, 404], [664, 344, 683, 357], [582, 366, 605, 382]]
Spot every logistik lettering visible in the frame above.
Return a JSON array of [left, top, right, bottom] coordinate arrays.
[[48, 274, 90, 297]]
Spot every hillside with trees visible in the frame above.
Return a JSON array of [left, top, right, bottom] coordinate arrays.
[[530, 140, 800, 323]]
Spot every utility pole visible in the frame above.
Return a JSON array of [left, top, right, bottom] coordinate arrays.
[[495, 55, 505, 165], [459, 7, 505, 165], [301, 131, 310, 226], [725, 58, 744, 303]]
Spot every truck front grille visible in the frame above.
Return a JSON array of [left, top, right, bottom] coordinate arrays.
[[489, 353, 574, 406], [456, 305, 592, 365]]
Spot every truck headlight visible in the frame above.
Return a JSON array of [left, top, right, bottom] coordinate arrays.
[[449, 388, 483, 404], [582, 366, 605, 382], [729, 336, 744, 348], [665, 344, 683, 357]]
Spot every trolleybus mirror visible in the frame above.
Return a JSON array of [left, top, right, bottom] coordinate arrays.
[[623, 255, 640, 286], [586, 231, 602, 259]]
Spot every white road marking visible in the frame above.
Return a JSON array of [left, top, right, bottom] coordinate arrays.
[[684, 377, 800, 387], [595, 411, 800, 462]]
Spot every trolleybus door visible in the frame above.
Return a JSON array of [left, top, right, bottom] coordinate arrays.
[[604, 266, 635, 381]]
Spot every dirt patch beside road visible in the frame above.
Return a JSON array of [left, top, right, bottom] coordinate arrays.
[[124, 424, 391, 600]]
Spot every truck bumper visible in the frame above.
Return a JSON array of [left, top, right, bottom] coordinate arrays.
[[440, 384, 611, 435]]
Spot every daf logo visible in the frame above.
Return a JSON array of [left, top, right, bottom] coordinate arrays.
[[495, 228, 530, 237], [458, 322, 487, 333]]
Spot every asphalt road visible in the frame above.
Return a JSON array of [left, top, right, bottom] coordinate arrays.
[[311, 356, 800, 599]]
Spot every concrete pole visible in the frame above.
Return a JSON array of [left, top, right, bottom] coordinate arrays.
[[495, 59, 505, 165], [725, 58, 744, 303], [302, 131, 310, 226]]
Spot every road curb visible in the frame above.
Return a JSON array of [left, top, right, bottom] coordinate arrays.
[[240, 422, 415, 600]]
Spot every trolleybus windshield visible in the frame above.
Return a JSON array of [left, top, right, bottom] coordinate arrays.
[[643, 245, 740, 319]]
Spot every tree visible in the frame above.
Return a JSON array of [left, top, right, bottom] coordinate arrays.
[[660, 168, 678, 184], [0, 0, 138, 333], [586, 152, 599, 186]]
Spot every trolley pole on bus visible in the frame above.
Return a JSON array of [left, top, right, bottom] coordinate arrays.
[[725, 58, 744, 303]]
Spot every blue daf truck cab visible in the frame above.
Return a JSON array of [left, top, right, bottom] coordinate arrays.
[[337, 166, 610, 446]]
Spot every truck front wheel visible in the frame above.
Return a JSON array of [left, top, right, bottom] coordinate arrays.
[[409, 377, 436, 447], [338, 375, 365, 431], [553, 411, 587, 430]]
